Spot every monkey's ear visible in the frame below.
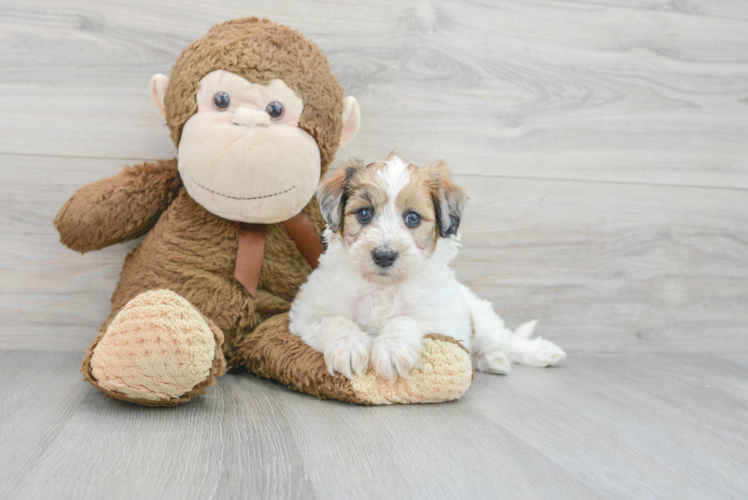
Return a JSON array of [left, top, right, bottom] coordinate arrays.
[[149, 74, 170, 123], [430, 161, 468, 238], [339, 96, 360, 148], [317, 160, 360, 232]]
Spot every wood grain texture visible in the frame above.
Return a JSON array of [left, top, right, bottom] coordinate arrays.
[[3, 152, 746, 353], [2, 2, 747, 498], [2, 1, 747, 352], [1, 351, 746, 499], [0, 0, 747, 187], [556, 0, 748, 20]]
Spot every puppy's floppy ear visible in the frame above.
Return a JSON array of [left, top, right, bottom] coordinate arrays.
[[317, 159, 361, 232], [429, 161, 467, 238]]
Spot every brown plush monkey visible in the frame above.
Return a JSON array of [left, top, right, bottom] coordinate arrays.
[[54, 18, 472, 407]]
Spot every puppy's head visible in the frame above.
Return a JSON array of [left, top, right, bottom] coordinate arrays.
[[318, 153, 467, 284]]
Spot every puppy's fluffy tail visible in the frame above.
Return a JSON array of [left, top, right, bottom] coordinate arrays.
[[508, 321, 567, 367]]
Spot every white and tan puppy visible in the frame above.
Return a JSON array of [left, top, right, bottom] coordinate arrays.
[[289, 155, 566, 382]]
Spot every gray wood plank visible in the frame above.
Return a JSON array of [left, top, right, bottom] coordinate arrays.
[[3, 154, 746, 353], [21, 381, 312, 499], [2, 350, 746, 499], [467, 354, 748, 499], [0, 351, 94, 499], [556, 0, 748, 21], [1, 0, 747, 188], [458, 175, 748, 354]]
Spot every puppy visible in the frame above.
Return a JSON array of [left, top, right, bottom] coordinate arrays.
[[289, 155, 566, 382]]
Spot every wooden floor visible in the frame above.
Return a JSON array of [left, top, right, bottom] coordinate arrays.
[[1, 351, 747, 499], [1, 0, 747, 498]]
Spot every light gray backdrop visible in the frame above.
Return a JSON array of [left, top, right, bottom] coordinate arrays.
[[1, 1, 746, 353]]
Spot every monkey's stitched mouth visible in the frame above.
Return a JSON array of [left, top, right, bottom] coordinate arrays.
[[191, 178, 296, 200]]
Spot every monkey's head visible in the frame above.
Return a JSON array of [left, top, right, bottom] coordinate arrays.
[[149, 18, 360, 224]]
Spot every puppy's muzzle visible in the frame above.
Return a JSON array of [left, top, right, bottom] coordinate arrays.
[[371, 248, 398, 268]]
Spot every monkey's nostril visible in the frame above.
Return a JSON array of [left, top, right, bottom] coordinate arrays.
[[372, 249, 398, 268]]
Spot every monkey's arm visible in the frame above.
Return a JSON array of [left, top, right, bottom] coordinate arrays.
[[54, 158, 182, 253]]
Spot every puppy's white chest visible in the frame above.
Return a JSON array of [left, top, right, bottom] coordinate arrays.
[[351, 289, 409, 335]]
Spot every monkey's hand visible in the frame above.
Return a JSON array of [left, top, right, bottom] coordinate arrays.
[[54, 158, 182, 253]]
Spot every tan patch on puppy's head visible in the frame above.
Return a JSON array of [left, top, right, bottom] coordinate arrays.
[[428, 161, 467, 238], [317, 158, 386, 235], [317, 155, 467, 284], [340, 164, 388, 246], [395, 165, 440, 251], [385, 150, 399, 162]]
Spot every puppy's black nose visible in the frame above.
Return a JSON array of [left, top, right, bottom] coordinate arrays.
[[372, 249, 398, 268]]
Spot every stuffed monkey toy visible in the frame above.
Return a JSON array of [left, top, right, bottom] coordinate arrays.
[[55, 18, 473, 407]]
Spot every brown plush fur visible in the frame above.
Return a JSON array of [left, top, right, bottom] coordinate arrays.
[[227, 312, 370, 404], [165, 17, 344, 173], [105, 173, 326, 348], [226, 314, 471, 404], [55, 18, 471, 407], [61, 157, 328, 406], [55, 159, 182, 253], [56, 157, 324, 346]]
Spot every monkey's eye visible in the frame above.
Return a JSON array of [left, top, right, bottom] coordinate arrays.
[[357, 208, 373, 225], [213, 92, 231, 111], [404, 211, 421, 228], [266, 101, 284, 120]]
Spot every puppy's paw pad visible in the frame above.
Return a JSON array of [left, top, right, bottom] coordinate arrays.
[[371, 336, 422, 383], [324, 335, 372, 380]]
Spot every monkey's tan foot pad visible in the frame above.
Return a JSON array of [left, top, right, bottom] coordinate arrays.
[[228, 312, 473, 405], [350, 334, 473, 405], [84, 290, 227, 407]]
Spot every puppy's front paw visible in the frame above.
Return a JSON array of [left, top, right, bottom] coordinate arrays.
[[371, 334, 423, 383], [324, 334, 372, 380]]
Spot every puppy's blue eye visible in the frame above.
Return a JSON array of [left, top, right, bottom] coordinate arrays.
[[404, 211, 421, 228], [213, 92, 230, 111], [357, 208, 373, 225]]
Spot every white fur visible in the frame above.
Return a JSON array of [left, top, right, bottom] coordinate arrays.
[[289, 157, 566, 381]]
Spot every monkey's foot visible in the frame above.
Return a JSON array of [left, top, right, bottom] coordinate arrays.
[[229, 313, 473, 405], [83, 290, 227, 407], [350, 334, 474, 404]]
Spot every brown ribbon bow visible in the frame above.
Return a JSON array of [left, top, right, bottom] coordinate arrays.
[[234, 211, 324, 297]]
